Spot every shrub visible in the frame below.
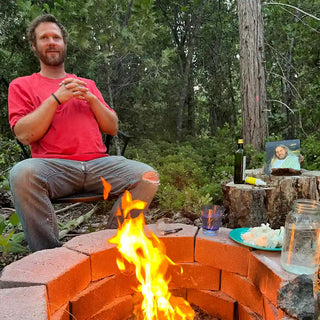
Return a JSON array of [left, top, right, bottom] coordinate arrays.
[[300, 134, 320, 170], [0, 136, 23, 189]]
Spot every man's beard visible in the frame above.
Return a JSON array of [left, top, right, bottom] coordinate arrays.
[[34, 46, 66, 66]]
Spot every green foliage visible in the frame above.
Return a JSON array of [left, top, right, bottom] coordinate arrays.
[[0, 137, 24, 189], [300, 133, 320, 170], [126, 124, 265, 215], [0, 212, 28, 255], [244, 144, 265, 170], [1, 0, 319, 224]]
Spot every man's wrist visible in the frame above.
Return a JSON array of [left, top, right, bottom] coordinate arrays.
[[85, 92, 97, 104], [51, 93, 61, 105]]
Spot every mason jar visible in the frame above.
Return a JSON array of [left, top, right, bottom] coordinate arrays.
[[280, 199, 320, 274]]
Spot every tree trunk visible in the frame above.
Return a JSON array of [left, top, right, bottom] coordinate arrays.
[[222, 168, 320, 229], [282, 3, 300, 140], [176, 0, 207, 141], [237, 0, 268, 150]]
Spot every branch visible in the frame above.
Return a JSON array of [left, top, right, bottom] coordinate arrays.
[[55, 203, 82, 214], [123, 0, 134, 27], [264, 3, 320, 21], [269, 72, 302, 100], [266, 99, 294, 114], [58, 204, 98, 240]]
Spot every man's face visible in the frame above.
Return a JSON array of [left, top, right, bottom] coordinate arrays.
[[32, 22, 66, 66], [275, 146, 287, 160]]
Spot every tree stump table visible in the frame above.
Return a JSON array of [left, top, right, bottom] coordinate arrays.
[[221, 168, 320, 229]]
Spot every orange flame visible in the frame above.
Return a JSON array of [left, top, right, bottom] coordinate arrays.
[[100, 177, 111, 200], [207, 206, 217, 229], [101, 178, 194, 319]]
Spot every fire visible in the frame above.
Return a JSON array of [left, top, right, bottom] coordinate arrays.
[[207, 207, 215, 229], [101, 178, 194, 320]]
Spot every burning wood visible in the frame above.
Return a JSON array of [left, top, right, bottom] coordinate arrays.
[[101, 178, 194, 320]]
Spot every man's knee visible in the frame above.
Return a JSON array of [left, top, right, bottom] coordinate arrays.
[[9, 160, 38, 188], [142, 171, 160, 185]]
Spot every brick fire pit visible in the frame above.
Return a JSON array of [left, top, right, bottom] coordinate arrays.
[[0, 224, 302, 319]]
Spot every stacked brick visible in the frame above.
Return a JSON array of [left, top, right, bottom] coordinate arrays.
[[0, 224, 298, 320]]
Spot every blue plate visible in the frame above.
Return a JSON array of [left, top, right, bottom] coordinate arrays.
[[229, 227, 282, 251]]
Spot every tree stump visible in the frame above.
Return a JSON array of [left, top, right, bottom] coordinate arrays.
[[221, 169, 320, 229]]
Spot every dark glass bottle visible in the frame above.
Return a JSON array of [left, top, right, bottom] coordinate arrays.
[[234, 139, 246, 184]]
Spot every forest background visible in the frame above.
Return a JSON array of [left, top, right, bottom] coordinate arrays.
[[1, 0, 320, 253]]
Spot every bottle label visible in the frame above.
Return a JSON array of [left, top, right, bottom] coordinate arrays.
[[242, 156, 246, 180], [245, 177, 257, 185]]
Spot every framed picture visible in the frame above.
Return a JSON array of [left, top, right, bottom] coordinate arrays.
[[264, 139, 301, 175]]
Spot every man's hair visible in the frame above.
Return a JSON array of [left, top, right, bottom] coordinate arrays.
[[276, 145, 288, 152], [27, 14, 68, 46]]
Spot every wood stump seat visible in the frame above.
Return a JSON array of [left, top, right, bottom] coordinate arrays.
[[221, 168, 320, 229]]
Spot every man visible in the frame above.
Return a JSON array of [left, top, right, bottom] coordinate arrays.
[[270, 145, 300, 170], [8, 14, 159, 252]]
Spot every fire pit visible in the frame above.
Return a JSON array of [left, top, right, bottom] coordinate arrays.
[[0, 221, 305, 320]]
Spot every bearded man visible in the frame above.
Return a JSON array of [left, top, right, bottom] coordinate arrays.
[[8, 14, 159, 252]]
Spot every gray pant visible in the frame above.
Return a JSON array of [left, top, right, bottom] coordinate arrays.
[[9, 156, 159, 252]]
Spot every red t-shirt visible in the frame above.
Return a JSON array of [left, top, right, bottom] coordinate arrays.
[[9, 73, 116, 161]]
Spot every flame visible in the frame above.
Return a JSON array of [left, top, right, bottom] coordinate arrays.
[[100, 177, 112, 200], [101, 178, 194, 319], [207, 206, 218, 229]]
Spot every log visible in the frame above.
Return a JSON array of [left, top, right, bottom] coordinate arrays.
[[221, 169, 320, 229]]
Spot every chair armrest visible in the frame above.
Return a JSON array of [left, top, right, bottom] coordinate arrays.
[[104, 130, 131, 156], [16, 139, 31, 159], [118, 130, 131, 155]]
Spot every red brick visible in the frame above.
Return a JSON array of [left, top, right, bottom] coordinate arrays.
[[278, 309, 286, 319], [171, 287, 187, 299], [195, 227, 251, 276], [64, 229, 123, 281], [51, 303, 70, 320], [238, 303, 263, 320], [0, 247, 90, 314], [248, 251, 296, 305], [70, 271, 138, 320], [221, 270, 264, 315], [89, 295, 133, 320], [263, 296, 286, 320], [147, 223, 197, 263], [168, 262, 220, 291], [187, 288, 236, 320], [0, 285, 49, 320]]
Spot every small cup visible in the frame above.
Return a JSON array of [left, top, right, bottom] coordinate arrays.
[[201, 204, 225, 236]]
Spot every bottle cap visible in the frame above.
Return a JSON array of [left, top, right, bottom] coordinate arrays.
[[238, 139, 244, 144]]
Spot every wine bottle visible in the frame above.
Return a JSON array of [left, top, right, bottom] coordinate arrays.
[[234, 139, 246, 184]]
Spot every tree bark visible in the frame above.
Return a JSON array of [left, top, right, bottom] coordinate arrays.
[[176, 0, 207, 141], [237, 0, 268, 150], [282, 2, 301, 140]]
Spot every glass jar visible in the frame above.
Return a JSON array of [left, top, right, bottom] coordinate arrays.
[[280, 199, 320, 274]]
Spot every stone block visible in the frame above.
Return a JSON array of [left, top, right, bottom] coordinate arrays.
[[0, 285, 48, 320], [0, 247, 90, 314], [187, 288, 236, 320], [195, 227, 250, 276], [221, 270, 264, 315]]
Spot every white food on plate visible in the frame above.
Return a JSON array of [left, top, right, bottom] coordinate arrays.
[[241, 223, 284, 248]]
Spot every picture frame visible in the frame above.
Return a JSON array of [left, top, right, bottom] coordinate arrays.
[[264, 139, 301, 175]]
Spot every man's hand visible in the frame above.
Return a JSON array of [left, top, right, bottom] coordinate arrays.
[[58, 78, 118, 135], [55, 78, 90, 103]]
